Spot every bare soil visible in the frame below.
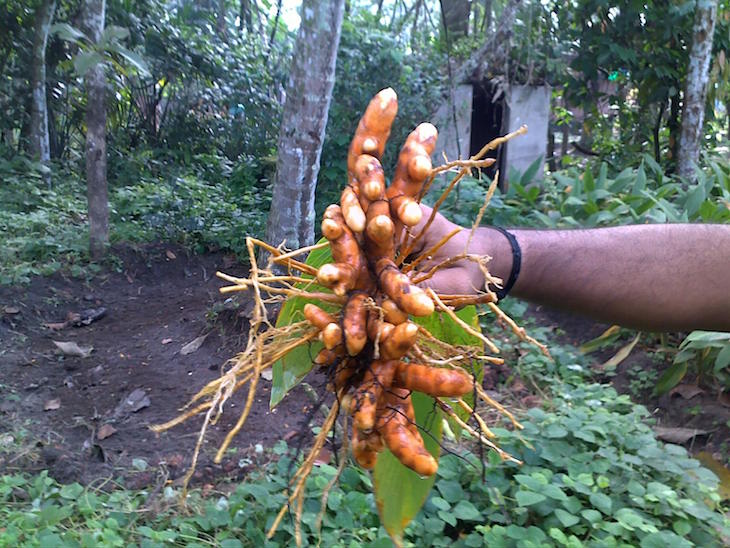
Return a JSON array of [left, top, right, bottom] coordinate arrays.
[[0, 244, 320, 488]]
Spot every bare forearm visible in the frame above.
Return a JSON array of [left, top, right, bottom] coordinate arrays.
[[492, 224, 730, 332]]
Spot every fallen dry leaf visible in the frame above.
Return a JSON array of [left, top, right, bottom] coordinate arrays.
[[3, 306, 20, 314], [654, 426, 710, 444], [599, 333, 641, 371], [113, 388, 151, 418], [161, 338, 173, 345], [166, 250, 177, 260], [180, 333, 209, 355], [260, 369, 273, 381], [97, 424, 117, 440], [53, 341, 93, 358], [314, 447, 332, 466], [719, 392, 730, 407], [669, 384, 705, 400], [44, 398, 61, 411]]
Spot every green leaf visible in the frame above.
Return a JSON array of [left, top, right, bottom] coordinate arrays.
[[101, 25, 130, 44], [74, 51, 105, 76], [374, 391, 443, 543], [715, 344, 730, 372], [520, 155, 544, 187], [589, 492, 613, 515], [614, 508, 643, 530], [554, 508, 580, 528], [452, 500, 481, 521], [51, 23, 88, 45], [632, 163, 647, 194], [112, 46, 151, 77], [414, 305, 482, 436], [270, 241, 335, 408], [515, 491, 546, 506], [578, 325, 621, 354], [600, 333, 640, 371], [654, 362, 688, 395]]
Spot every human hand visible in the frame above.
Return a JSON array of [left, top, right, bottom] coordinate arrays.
[[405, 205, 513, 297]]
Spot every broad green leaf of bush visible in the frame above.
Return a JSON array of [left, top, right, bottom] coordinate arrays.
[[270, 241, 334, 408]]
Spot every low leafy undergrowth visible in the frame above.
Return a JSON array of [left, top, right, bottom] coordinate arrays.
[[0, 154, 268, 284], [2, 330, 728, 547]]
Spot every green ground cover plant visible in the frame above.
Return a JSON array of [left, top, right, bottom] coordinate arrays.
[[1, 316, 728, 547]]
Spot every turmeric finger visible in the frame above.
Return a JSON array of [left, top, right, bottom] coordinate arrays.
[[386, 123, 438, 200], [303, 303, 336, 330], [351, 359, 398, 431], [376, 258, 434, 317], [314, 346, 344, 367], [341, 186, 366, 233], [381, 298, 408, 325], [390, 195, 423, 226], [343, 292, 369, 356], [317, 263, 357, 296], [320, 323, 342, 350], [366, 308, 394, 342], [347, 88, 398, 175], [380, 321, 418, 360], [377, 390, 437, 476], [393, 362, 473, 397], [352, 427, 379, 469], [354, 154, 386, 204]]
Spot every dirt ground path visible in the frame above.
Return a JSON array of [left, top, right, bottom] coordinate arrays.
[[0, 245, 318, 487]]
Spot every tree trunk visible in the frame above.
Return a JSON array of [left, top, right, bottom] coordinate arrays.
[[29, 0, 57, 185], [216, 0, 227, 39], [239, 0, 253, 33], [667, 93, 680, 171], [677, 0, 718, 181], [82, 0, 109, 259], [263, 0, 345, 256]]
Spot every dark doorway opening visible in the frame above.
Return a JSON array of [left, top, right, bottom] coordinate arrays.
[[469, 81, 505, 184]]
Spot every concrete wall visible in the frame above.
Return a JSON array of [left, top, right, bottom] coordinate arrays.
[[503, 85, 551, 183]]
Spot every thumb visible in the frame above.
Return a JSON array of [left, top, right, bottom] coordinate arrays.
[[416, 266, 475, 295]]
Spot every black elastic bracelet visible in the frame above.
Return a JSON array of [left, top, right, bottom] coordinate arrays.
[[491, 227, 521, 300]]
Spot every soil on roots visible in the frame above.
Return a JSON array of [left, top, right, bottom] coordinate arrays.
[[0, 244, 324, 488]]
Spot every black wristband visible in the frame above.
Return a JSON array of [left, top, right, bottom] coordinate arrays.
[[491, 227, 521, 300]]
